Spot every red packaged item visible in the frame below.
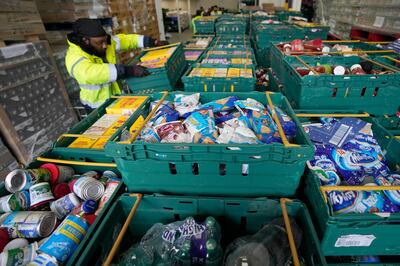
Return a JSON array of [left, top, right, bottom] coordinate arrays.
[[0, 228, 9, 252], [52, 183, 71, 199], [350, 64, 366, 75], [304, 39, 323, 51], [291, 39, 304, 52]]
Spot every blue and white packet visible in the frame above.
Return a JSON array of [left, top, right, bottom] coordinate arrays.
[[244, 110, 281, 144], [184, 110, 218, 144], [269, 106, 297, 139], [308, 144, 341, 186], [327, 190, 399, 214], [174, 93, 200, 118], [198, 96, 239, 113], [149, 104, 179, 127], [214, 111, 240, 124], [234, 98, 266, 112], [138, 127, 160, 143], [375, 174, 400, 206]]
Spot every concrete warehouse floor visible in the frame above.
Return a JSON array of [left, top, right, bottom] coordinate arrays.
[[166, 29, 193, 44]]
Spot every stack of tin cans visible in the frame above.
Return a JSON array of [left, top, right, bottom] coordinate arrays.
[[0, 163, 122, 265]]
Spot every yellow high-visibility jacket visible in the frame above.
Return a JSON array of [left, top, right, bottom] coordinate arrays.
[[65, 34, 144, 108]]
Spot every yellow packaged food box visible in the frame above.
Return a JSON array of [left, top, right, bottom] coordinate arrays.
[[227, 68, 240, 78], [84, 114, 122, 136], [231, 58, 242, 64], [106, 96, 148, 115], [200, 68, 216, 77], [140, 47, 177, 62], [189, 68, 202, 77], [68, 137, 97, 149], [240, 68, 253, 78], [130, 115, 145, 134], [214, 68, 227, 78], [91, 136, 110, 149], [103, 115, 128, 136]]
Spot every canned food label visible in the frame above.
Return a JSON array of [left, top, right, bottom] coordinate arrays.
[[3, 212, 47, 238], [57, 166, 75, 183], [28, 253, 58, 266], [95, 181, 119, 216], [16, 191, 31, 210], [30, 183, 54, 206], [335, 234, 376, 247], [0, 194, 20, 213], [5, 244, 36, 266], [39, 215, 88, 263], [51, 194, 79, 219], [28, 169, 51, 184]]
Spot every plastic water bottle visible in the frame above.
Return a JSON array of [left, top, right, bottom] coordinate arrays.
[[118, 245, 154, 266], [173, 239, 191, 265], [224, 218, 303, 266], [205, 239, 223, 266], [205, 217, 221, 241]]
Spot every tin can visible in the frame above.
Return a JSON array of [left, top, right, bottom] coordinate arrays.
[[0, 194, 20, 213], [28, 253, 59, 266], [50, 193, 81, 220], [0, 211, 57, 238], [5, 169, 51, 193], [15, 191, 30, 210], [99, 170, 119, 184], [0, 242, 38, 266], [82, 171, 100, 179], [71, 176, 105, 201], [39, 215, 89, 264], [40, 164, 75, 184], [95, 180, 120, 216], [29, 183, 54, 210], [52, 183, 71, 199]]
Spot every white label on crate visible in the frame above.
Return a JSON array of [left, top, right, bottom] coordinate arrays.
[[373, 16, 385, 28], [0, 44, 29, 59], [335, 234, 376, 247]]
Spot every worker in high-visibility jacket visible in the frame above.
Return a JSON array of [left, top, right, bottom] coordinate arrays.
[[66, 18, 159, 112]]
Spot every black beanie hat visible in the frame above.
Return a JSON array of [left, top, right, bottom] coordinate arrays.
[[73, 18, 107, 37]]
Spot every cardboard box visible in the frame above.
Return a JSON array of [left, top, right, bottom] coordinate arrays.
[[262, 3, 275, 13]]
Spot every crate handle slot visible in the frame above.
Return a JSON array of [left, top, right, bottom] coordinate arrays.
[[295, 112, 370, 118], [280, 198, 301, 266], [360, 56, 399, 72], [294, 56, 319, 75], [373, 87, 379, 97], [104, 193, 143, 266], [169, 163, 177, 175], [361, 87, 366, 96], [331, 88, 337, 97], [265, 91, 300, 147], [36, 157, 116, 168], [319, 186, 400, 203], [126, 91, 169, 144], [219, 163, 226, 175]]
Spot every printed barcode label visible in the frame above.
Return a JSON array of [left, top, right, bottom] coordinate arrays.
[[329, 124, 351, 147], [335, 235, 376, 247]]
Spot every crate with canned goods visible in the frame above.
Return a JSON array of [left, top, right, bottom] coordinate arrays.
[[104, 91, 313, 197], [0, 150, 124, 265]]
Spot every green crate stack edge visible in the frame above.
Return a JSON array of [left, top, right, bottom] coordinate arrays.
[[0, 149, 125, 266], [298, 113, 400, 258], [279, 55, 400, 118], [104, 91, 314, 197], [123, 43, 188, 93], [51, 96, 150, 163], [77, 194, 327, 266]]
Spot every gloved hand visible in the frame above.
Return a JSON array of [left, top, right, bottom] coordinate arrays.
[[155, 40, 169, 46], [124, 65, 150, 77]]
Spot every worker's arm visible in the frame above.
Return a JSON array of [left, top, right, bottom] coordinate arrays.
[[68, 57, 149, 85], [112, 34, 158, 52]]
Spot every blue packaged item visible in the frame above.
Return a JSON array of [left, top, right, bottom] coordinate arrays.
[[184, 110, 218, 144], [198, 96, 239, 113], [244, 110, 281, 144], [139, 127, 161, 143], [39, 215, 89, 264], [305, 117, 369, 147], [149, 104, 180, 126], [269, 106, 297, 139], [327, 190, 399, 214], [214, 112, 240, 125], [375, 174, 400, 206], [82, 200, 97, 214], [174, 93, 200, 118], [308, 144, 341, 186], [234, 98, 266, 112]]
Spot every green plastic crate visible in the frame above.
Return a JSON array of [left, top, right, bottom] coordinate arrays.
[[374, 56, 400, 71], [281, 55, 400, 116], [77, 194, 327, 265], [182, 64, 256, 92], [105, 91, 313, 196], [199, 50, 257, 66], [3, 149, 125, 266], [123, 44, 188, 92], [184, 49, 206, 66], [268, 68, 283, 92], [298, 112, 400, 256], [216, 21, 248, 35], [254, 43, 271, 67], [252, 24, 304, 49], [276, 11, 304, 21], [51, 96, 149, 163], [270, 41, 398, 87], [293, 24, 330, 40], [194, 18, 217, 34]]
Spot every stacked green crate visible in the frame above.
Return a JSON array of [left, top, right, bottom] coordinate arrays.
[[193, 16, 218, 34], [123, 43, 187, 92]]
